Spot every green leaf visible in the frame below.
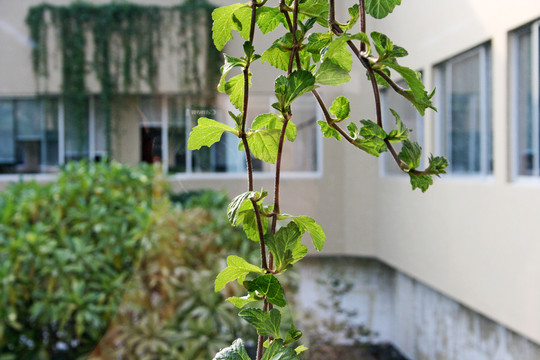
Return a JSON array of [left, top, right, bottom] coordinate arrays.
[[218, 55, 246, 93], [371, 32, 408, 60], [386, 109, 410, 143], [317, 120, 342, 141], [285, 70, 317, 106], [426, 155, 449, 175], [329, 96, 350, 121], [284, 326, 303, 345], [298, 0, 329, 26], [262, 339, 300, 360], [228, 191, 257, 225], [241, 207, 269, 242], [244, 129, 281, 164], [323, 37, 352, 71], [261, 39, 291, 71], [306, 32, 333, 54], [256, 6, 285, 34], [215, 255, 265, 292], [381, 62, 434, 115], [342, 4, 360, 31], [365, 0, 401, 19], [213, 338, 252, 360], [398, 140, 422, 170], [212, 4, 248, 51], [187, 117, 238, 150], [266, 222, 307, 272], [245, 274, 287, 307], [360, 119, 387, 139], [227, 293, 259, 308], [408, 172, 433, 193], [252, 113, 296, 142], [315, 60, 351, 86], [225, 73, 251, 111], [239, 308, 281, 339], [292, 216, 325, 251], [232, 6, 252, 41], [351, 120, 388, 157], [295, 345, 308, 355]]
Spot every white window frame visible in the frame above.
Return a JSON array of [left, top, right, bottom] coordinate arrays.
[[511, 20, 540, 180], [434, 44, 492, 176]]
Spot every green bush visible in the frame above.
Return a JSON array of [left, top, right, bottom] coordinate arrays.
[[0, 161, 155, 359], [0, 162, 259, 359]]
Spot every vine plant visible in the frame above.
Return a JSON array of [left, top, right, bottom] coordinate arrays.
[[187, 0, 448, 359]]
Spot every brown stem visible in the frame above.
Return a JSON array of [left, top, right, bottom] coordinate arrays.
[[312, 89, 358, 146], [252, 199, 269, 270]]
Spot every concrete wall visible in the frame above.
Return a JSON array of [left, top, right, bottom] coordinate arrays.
[[296, 257, 540, 360]]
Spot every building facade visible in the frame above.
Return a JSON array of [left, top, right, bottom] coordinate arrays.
[[2, 0, 540, 358]]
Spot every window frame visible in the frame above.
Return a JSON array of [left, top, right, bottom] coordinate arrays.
[[511, 20, 540, 180], [434, 43, 493, 177], [0, 94, 323, 178]]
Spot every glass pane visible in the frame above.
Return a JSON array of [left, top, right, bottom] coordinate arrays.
[[382, 80, 422, 175], [44, 99, 59, 167], [139, 97, 162, 164], [15, 99, 44, 173], [450, 53, 481, 173], [168, 97, 187, 173], [517, 31, 533, 175], [281, 95, 318, 172], [0, 101, 15, 165], [94, 97, 108, 159], [65, 100, 89, 161]]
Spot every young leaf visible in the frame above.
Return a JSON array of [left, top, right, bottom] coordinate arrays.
[[426, 155, 449, 175], [242, 129, 281, 164], [252, 113, 296, 142], [329, 96, 351, 121], [342, 4, 360, 31], [386, 109, 410, 143], [213, 338, 252, 360], [306, 32, 333, 54], [317, 121, 342, 141], [261, 35, 292, 72], [218, 55, 246, 93], [187, 117, 238, 151], [212, 4, 248, 51], [245, 274, 287, 307], [323, 36, 352, 71], [225, 73, 251, 111], [266, 222, 307, 272], [408, 172, 433, 193], [354, 120, 388, 157], [284, 326, 303, 345], [241, 208, 269, 242], [284, 70, 317, 107], [215, 255, 265, 292], [292, 216, 326, 251], [315, 60, 351, 86], [256, 6, 285, 34], [365, 0, 401, 19], [295, 345, 308, 355], [398, 140, 422, 170], [381, 62, 434, 115], [261, 339, 300, 360], [238, 308, 281, 339], [227, 191, 258, 226], [371, 31, 408, 60], [227, 293, 259, 308], [232, 6, 252, 41], [298, 0, 329, 26]]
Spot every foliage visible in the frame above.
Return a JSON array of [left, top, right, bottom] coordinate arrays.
[[0, 161, 154, 359], [89, 188, 261, 360], [26, 1, 221, 154], [187, 1, 449, 359]]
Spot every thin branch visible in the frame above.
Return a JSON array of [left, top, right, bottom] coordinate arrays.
[[252, 199, 269, 270]]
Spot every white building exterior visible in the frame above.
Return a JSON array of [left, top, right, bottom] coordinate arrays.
[[2, 0, 540, 358]]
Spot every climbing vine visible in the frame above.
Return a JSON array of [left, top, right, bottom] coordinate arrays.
[[26, 0, 220, 154]]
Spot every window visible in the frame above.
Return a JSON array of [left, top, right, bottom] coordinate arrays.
[[512, 21, 540, 177], [435, 44, 492, 175], [0, 95, 320, 175], [381, 80, 424, 176]]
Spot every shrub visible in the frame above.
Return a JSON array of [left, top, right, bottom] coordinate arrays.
[[0, 161, 155, 359]]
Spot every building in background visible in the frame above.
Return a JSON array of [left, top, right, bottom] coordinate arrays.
[[1, 0, 540, 359]]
